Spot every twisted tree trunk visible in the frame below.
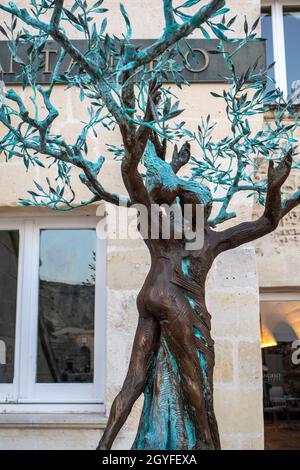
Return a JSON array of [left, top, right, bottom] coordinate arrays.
[[97, 146, 294, 451], [98, 236, 221, 450], [132, 250, 219, 450]]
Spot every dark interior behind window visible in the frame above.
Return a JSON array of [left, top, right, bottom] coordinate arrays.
[[261, 300, 300, 450], [36, 229, 96, 384], [0, 230, 19, 384]]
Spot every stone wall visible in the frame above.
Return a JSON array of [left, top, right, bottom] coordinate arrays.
[[0, 0, 264, 450], [253, 116, 300, 288]]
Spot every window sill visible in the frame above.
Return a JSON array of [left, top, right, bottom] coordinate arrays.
[[0, 413, 108, 429]]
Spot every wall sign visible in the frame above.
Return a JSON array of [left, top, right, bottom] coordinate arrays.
[[0, 39, 266, 85]]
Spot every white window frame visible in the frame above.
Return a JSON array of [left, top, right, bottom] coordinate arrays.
[[0, 216, 106, 414], [262, 0, 300, 98], [260, 289, 300, 302]]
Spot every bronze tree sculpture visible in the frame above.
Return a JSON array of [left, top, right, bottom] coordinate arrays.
[[0, 0, 299, 450]]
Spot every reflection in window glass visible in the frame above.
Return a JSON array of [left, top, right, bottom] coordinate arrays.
[[284, 10, 300, 97], [261, 12, 275, 93], [0, 231, 19, 384], [37, 229, 96, 383], [261, 300, 300, 450]]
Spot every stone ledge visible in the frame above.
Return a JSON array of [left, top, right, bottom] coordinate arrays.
[[0, 413, 108, 429]]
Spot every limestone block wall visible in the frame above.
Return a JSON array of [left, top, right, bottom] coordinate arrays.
[[208, 246, 264, 450], [254, 215, 300, 289], [253, 120, 300, 289], [0, 0, 264, 450]]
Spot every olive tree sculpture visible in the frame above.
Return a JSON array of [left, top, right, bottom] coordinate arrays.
[[0, 0, 299, 451]]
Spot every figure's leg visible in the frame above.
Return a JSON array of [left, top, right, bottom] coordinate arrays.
[[97, 315, 160, 450], [160, 302, 215, 449]]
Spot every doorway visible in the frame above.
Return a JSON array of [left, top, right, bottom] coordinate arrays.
[[260, 291, 300, 450]]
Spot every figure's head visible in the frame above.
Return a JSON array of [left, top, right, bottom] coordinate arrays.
[[143, 141, 166, 172], [143, 141, 179, 194]]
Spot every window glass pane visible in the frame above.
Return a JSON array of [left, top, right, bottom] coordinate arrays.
[[261, 300, 300, 450], [0, 230, 19, 384], [283, 10, 300, 97], [261, 12, 275, 93], [37, 229, 96, 384]]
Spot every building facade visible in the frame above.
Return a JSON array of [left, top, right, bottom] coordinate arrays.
[[0, 0, 299, 450]]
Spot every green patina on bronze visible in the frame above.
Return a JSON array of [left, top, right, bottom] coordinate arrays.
[[0, 0, 299, 451]]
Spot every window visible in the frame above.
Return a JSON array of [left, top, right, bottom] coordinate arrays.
[[0, 230, 19, 385], [260, 291, 300, 450], [262, 1, 300, 99], [0, 218, 106, 413]]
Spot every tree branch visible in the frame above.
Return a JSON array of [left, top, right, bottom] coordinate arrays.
[[209, 153, 245, 227], [150, 132, 167, 160], [0, 105, 130, 208], [21, 194, 101, 212], [214, 150, 294, 254], [171, 142, 191, 173], [0, 2, 125, 123], [121, 81, 162, 206], [264, 150, 293, 224], [163, 0, 177, 31], [281, 190, 300, 217], [121, 0, 225, 72], [117, 0, 224, 206], [79, 167, 130, 207], [135, 80, 162, 152], [51, 0, 64, 28]]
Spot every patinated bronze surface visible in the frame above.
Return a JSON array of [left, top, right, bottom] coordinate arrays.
[[1, 0, 299, 452], [98, 144, 294, 451]]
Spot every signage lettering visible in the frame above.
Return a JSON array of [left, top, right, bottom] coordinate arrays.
[[0, 39, 265, 85]]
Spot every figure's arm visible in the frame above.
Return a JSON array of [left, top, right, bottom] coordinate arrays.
[[213, 150, 298, 254], [120, 81, 162, 207]]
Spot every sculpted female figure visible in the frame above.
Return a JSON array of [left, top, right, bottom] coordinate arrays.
[[0, 0, 298, 453], [98, 142, 293, 450]]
